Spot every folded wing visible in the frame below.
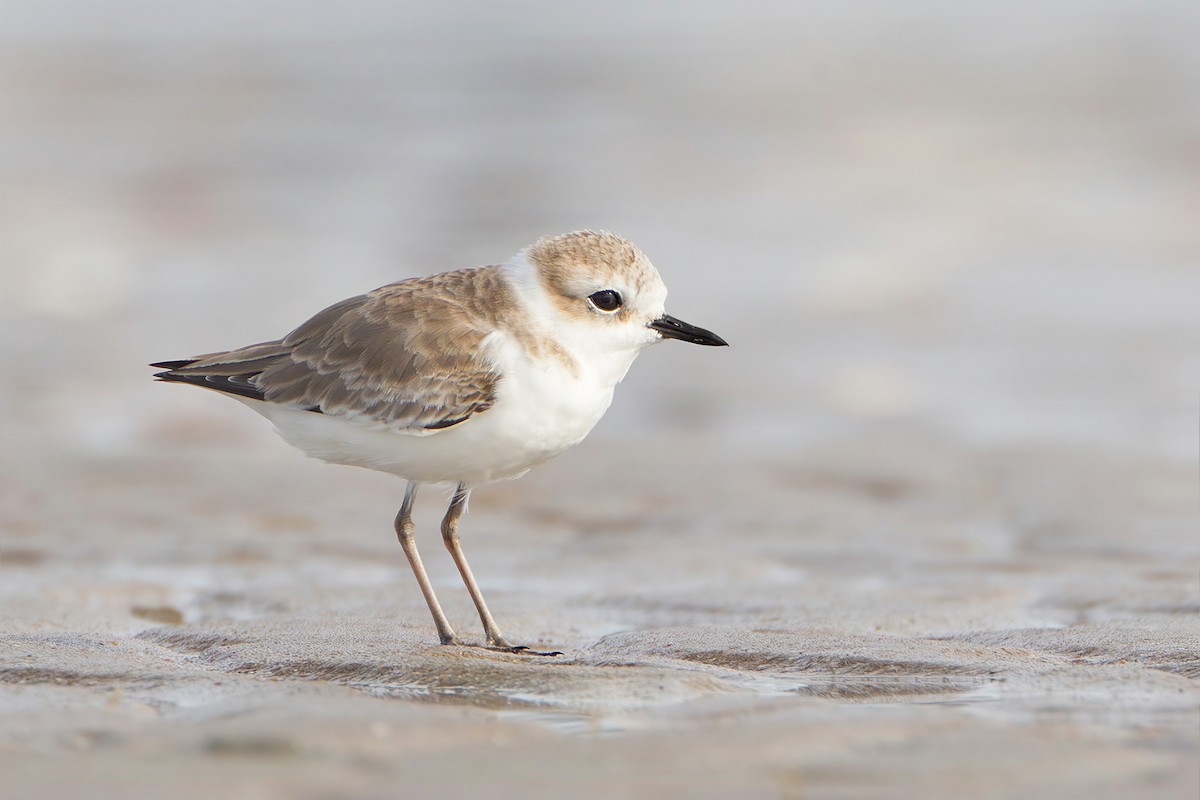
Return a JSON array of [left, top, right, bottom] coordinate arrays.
[[152, 269, 505, 431]]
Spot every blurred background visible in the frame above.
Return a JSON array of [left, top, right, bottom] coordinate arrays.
[[2, 3, 1199, 796], [1, 0, 1197, 466]]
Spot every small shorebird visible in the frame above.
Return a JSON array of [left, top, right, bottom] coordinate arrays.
[[152, 231, 726, 653]]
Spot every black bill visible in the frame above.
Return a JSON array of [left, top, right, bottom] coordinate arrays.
[[648, 314, 728, 346]]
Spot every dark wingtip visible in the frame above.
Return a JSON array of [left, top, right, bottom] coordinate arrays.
[[150, 359, 195, 370], [150, 370, 270, 403], [424, 414, 470, 430]]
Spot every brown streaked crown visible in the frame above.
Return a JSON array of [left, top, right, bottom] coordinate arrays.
[[526, 231, 662, 318]]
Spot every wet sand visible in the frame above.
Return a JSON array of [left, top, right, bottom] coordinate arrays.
[[4, 434, 1198, 797]]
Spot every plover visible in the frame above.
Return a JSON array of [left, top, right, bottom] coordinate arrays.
[[152, 230, 727, 653]]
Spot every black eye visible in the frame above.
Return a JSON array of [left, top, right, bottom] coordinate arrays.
[[588, 289, 623, 312]]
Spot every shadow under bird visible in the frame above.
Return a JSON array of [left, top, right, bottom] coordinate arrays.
[[152, 230, 727, 653]]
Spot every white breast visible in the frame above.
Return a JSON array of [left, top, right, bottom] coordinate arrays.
[[476, 328, 631, 469]]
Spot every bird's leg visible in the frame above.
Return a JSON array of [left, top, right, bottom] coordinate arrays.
[[439, 484, 517, 649], [394, 481, 459, 646], [440, 484, 559, 655]]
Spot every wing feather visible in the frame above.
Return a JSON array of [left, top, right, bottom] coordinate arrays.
[[153, 268, 508, 431]]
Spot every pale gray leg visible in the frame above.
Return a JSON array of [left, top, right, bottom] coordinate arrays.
[[394, 481, 458, 645], [440, 483, 520, 649]]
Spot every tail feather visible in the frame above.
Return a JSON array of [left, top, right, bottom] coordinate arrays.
[[151, 342, 320, 411], [149, 359, 197, 370]]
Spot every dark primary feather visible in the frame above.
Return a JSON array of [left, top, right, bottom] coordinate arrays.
[[149, 359, 199, 370], [153, 368, 274, 404], [151, 269, 513, 431]]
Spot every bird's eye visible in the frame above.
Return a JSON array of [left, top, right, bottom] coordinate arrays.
[[587, 290, 623, 312]]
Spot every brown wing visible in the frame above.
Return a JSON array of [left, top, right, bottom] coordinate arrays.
[[152, 268, 509, 431]]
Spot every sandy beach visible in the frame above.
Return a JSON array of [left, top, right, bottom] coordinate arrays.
[[2, 2, 1198, 797]]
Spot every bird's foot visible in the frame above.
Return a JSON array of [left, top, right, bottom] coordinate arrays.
[[487, 638, 563, 657], [435, 635, 562, 656]]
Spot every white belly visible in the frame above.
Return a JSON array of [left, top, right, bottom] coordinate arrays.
[[240, 345, 625, 487]]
